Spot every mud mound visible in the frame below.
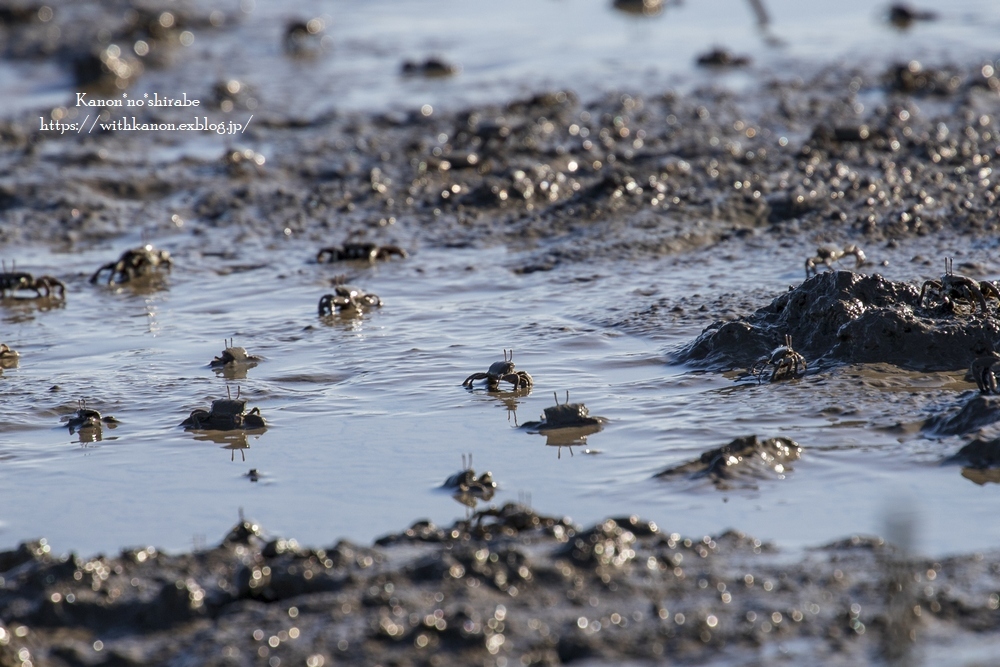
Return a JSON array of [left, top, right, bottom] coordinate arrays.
[[654, 435, 801, 488], [4, 512, 1000, 666], [676, 270, 1000, 372], [924, 394, 1000, 436], [947, 437, 1000, 468]]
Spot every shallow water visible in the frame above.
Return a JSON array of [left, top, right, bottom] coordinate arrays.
[[4, 0, 1000, 561], [1, 233, 998, 558]]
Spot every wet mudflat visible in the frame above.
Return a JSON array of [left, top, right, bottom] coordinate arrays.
[[3, 0, 1000, 664], [2, 509, 1000, 667]]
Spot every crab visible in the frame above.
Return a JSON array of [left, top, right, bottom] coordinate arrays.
[[463, 349, 533, 391], [401, 58, 458, 78], [316, 243, 408, 264], [442, 454, 497, 503], [181, 386, 266, 431], [889, 4, 937, 28], [920, 258, 1000, 315], [0, 343, 19, 368], [211, 79, 256, 111], [223, 147, 266, 175], [524, 391, 607, 431], [696, 48, 751, 67], [0, 261, 66, 299], [283, 17, 325, 56], [64, 399, 119, 434], [804, 244, 867, 278], [318, 284, 382, 316], [612, 0, 664, 16], [751, 334, 807, 382], [970, 352, 1000, 394], [210, 338, 263, 367], [90, 245, 172, 285]]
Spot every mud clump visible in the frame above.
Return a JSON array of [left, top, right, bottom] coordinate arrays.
[[556, 518, 644, 568], [3, 509, 1000, 666], [947, 437, 1000, 468], [677, 271, 1000, 372], [924, 394, 1000, 436], [655, 435, 801, 487]]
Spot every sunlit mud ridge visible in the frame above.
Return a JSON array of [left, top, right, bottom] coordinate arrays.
[[677, 270, 1000, 372], [2, 506, 998, 666], [654, 435, 801, 489]]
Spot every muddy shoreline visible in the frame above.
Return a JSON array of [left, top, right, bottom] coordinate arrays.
[[3, 506, 999, 667], [4, 1, 1000, 664]]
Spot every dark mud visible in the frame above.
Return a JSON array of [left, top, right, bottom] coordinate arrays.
[[3, 3, 1000, 273], [654, 435, 801, 489], [947, 437, 1000, 469], [924, 394, 1000, 437], [677, 270, 1000, 372], [3, 508, 1000, 667]]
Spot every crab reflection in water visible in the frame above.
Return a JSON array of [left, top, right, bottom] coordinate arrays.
[[539, 425, 604, 459], [189, 429, 256, 462], [441, 454, 497, 508]]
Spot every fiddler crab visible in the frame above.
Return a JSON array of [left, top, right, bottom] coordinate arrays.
[[283, 17, 325, 56], [523, 391, 607, 431], [442, 454, 497, 506], [210, 338, 263, 367], [804, 244, 867, 278], [401, 58, 458, 78], [920, 257, 1000, 315], [612, 0, 664, 17], [463, 349, 533, 391], [0, 261, 66, 299], [0, 343, 19, 368], [90, 245, 172, 285], [318, 284, 382, 316], [751, 335, 807, 383], [696, 49, 751, 67], [64, 399, 120, 434], [224, 147, 266, 175], [971, 352, 1000, 394], [181, 386, 266, 431], [316, 243, 408, 264]]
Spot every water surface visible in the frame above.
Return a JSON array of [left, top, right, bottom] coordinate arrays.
[[1, 234, 997, 558]]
